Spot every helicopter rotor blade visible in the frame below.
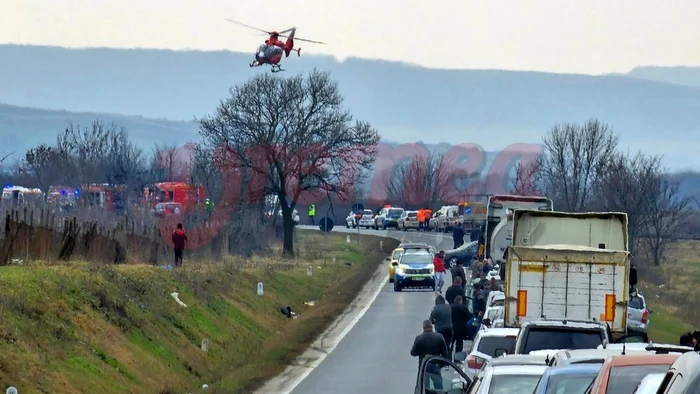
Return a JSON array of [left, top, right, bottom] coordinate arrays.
[[278, 27, 295, 35], [276, 34, 326, 44], [225, 18, 272, 35]]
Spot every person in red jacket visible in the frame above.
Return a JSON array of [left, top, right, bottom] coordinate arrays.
[[433, 250, 446, 293], [172, 223, 187, 267]]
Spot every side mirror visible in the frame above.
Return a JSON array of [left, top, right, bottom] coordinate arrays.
[[454, 351, 467, 362], [482, 318, 491, 327], [494, 348, 508, 357], [385, 257, 391, 261]]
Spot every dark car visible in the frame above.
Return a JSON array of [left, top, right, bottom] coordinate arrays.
[[444, 241, 478, 268]]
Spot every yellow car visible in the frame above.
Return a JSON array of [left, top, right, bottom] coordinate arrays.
[[386, 248, 405, 283]]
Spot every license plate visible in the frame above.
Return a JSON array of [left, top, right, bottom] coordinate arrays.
[[412, 277, 424, 281]]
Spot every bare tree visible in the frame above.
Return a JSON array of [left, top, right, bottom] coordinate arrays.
[[190, 144, 222, 200], [510, 160, 541, 195], [20, 144, 62, 198], [387, 152, 453, 208], [641, 173, 691, 266], [199, 70, 379, 255], [56, 120, 116, 186], [593, 152, 663, 256], [152, 143, 191, 182], [537, 119, 618, 211], [103, 129, 147, 197]]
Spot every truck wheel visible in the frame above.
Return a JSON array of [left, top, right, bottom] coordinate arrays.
[[393, 281, 402, 292]]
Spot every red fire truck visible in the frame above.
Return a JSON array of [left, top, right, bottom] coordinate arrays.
[[144, 182, 205, 211], [84, 184, 127, 210]]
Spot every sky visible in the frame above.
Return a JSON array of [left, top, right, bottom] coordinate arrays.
[[2, 0, 700, 74]]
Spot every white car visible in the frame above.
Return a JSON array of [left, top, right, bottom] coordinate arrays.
[[481, 306, 505, 330], [467, 363, 548, 394], [357, 209, 375, 228], [345, 211, 360, 228], [465, 328, 519, 378], [486, 291, 505, 307], [634, 373, 666, 394]]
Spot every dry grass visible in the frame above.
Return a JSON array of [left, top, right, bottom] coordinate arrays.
[[637, 240, 700, 344], [0, 230, 399, 394]]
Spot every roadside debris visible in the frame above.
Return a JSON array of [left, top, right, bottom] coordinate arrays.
[[280, 305, 298, 318], [304, 301, 315, 306], [171, 292, 187, 307]]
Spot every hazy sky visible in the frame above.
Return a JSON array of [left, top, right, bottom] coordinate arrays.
[[2, 0, 699, 74]]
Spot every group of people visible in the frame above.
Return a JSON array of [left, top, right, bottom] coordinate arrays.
[[413, 253, 500, 369], [417, 207, 433, 230], [680, 331, 700, 350]]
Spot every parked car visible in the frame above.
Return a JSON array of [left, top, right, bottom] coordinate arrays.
[[627, 290, 650, 333], [398, 210, 419, 230], [152, 202, 183, 217], [585, 353, 680, 394], [465, 328, 519, 378], [373, 206, 404, 229], [444, 241, 479, 268], [392, 252, 435, 292], [633, 373, 666, 394], [357, 209, 375, 229], [465, 363, 547, 394], [654, 350, 700, 394], [533, 363, 602, 394], [548, 348, 647, 367]]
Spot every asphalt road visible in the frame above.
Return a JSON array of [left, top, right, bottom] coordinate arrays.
[[292, 225, 457, 394]]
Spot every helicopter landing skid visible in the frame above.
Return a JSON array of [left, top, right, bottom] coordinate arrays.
[[271, 64, 284, 73]]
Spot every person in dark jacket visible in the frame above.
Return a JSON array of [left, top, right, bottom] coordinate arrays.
[[450, 260, 466, 286], [411, 320, 448, 390], [451, 295, 473, 354], [452, 222, 465, 249], [430, 295, 453, 358], [680, 333, 694, 347], [692, 331, 700, 351], [445, 276, 466, 304], [472, 290, 486, 316]]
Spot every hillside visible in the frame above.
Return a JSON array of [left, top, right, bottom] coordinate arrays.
[[1, 45, 700, 169], [626, 66, 700, 87], [0, 103, 199, 158]]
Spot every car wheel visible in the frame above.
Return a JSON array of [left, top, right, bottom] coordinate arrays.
[[393, 280, 402, 292], [389, 277, 394, 283], [383, 225, 387, 230]]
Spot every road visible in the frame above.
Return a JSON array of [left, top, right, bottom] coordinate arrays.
[[291, 225, 457, 394]]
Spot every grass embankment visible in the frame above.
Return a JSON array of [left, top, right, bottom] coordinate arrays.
[[639, 240, 699, 344], [0, 231, 398, 393]]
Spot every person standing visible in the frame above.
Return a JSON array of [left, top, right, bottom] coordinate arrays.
[[430, 295, 453, 358], [425, 207, 433, 231], [450, 260, 466, 285], [433, 250, 447, 293], [172, 223, 187, 267], [411, 320, 448, 390], [417, 208, 425, 231], [308, 204, 316, 225], [445, 276, 466, 305], [451, 295, 473, 354], [452, 222, 465, 249]]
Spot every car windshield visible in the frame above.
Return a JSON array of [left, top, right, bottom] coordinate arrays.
[[400, 254, 432, 264], [488, 374, 542, 394], [629, 296, 645, 309], [389, 208, 403, 216], [523, 329, 602, 353], [363, 210, 373, 215], [607, 365, 671, 394], [392, 250, 403, 259], [545, 372, 598, 394], [478, 336, 516, 356], [408, 212, 417, 217]]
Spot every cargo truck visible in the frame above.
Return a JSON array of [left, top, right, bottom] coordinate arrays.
[[502, 210, 645, 353]]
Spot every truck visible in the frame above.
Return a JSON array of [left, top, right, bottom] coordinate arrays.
[[482, 195, 554, 264], [502, 209, 644, 352]]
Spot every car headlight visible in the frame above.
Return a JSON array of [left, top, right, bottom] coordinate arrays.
[[429, 266, 435, 274], [397, 267, 405, 275]]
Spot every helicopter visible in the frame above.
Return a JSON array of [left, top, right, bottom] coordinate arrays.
[[225, 19, 326, 73]]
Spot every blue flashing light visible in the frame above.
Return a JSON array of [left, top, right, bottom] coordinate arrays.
[[4, 184, 13, 189], [61, 189, 67, 195], [74, 189, 80, 196]]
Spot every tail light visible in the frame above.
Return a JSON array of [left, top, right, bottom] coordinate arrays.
[[641, 310, 649, 324], [467, 355, 484, 370]]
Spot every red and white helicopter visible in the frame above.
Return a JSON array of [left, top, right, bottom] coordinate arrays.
[[225, 19, 326, 73]]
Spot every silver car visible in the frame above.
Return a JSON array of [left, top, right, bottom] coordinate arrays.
[[627, 291, 650, 333], [467, 364, 548, 394]]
